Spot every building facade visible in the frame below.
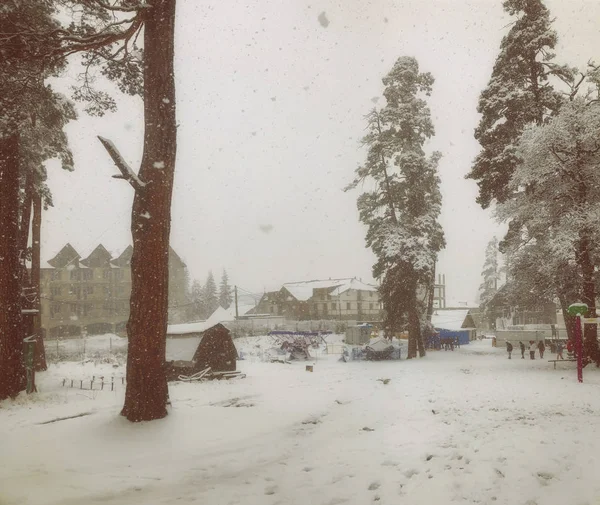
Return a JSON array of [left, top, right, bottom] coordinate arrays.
[[253, 278, 382, 322], [40, 243, 188, 338]]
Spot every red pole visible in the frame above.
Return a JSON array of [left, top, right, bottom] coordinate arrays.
[[576, 314, 583, 383]]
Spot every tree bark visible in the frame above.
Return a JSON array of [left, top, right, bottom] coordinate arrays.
[[578, 233, 599, 363], [406, 273, 421, 359], [0, 132, 26, 400], [558, 295, 574, 342], [31, 192, 46, 371], [121, 0, 177, 422]]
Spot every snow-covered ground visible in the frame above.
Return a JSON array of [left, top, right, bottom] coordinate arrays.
[[2, 339, 600, 505]]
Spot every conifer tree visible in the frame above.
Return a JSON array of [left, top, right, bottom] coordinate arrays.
[[467, 0, 566, 208], [346, 56, 445, 358], [219, 270, 233, 309], [203, 271, 219, 317]]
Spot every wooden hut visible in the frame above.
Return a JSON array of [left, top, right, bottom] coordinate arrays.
[[165, 323, 238, 381]]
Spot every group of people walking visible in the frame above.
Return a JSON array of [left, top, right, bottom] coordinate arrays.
[[506, 339, 564, 360]]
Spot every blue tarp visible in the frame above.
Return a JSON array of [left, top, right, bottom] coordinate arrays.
[[437, 329, 470, 345]]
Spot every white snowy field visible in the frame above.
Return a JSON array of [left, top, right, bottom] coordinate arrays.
[[2, 339, 600, 505]]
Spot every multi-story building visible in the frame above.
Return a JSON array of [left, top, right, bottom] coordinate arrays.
[[40, 243, 188, 338], [253, 278, 382, 322]]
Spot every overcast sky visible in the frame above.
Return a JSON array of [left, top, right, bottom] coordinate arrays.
[[43, 0, 600, 303]]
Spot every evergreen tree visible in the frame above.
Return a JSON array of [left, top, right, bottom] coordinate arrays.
[[479, 237, 501, 308], [497, 98, 600, 362], [189, 279, 205, 320], [466, 0, 567, 208], [2, 0, 177, 421], [346, 56, 445, 358], [203, 271, 219, 317], [219, 270, 233, 309], [0, 0, 76, 400]]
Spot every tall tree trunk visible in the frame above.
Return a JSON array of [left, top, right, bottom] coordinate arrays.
[[406, 273, 419, 359], [407, 304, 419, 359], [416, 321, 426, 357], [121, 0, 177, 422], [558, 295, 574, 342], [18, 172, 34, 349], [426, 265, 435, 323], [0, 132, 25, 400], [19, 170, 33, 280], [578, 234, 599, 363], [31, 192, 46, 371]]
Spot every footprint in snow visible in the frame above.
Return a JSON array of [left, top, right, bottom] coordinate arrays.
[[368, 481, 380, 491], [404, 469, 419, 478], [536, 472, 554, 485], [264, 485, 278, 495]]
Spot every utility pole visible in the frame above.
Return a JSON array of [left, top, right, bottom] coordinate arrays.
[[234, 285, 239, 320]]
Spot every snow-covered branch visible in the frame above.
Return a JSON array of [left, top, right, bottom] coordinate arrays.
[[97, 136, 146, 191]]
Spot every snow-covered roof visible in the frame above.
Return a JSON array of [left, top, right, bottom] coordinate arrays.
[[431, 309, 471, 331], [167, 320, 214, 336], [445, 300, 479, 309], [207, 304, 255, 323], [167, 304, 255, 335], [282, 278, 378, 301]]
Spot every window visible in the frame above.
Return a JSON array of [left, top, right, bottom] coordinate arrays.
[[69, 303, 77, 315], [114, 269, 124, 280], [51, 286, 61, 296], [70, 269, 80, 281], [82, 270, 92, 280], [51, 270, 61, 281], [50, 304, 61, 319], [68, 284, 76, 295], [103, 269, 111, 279], [346, 302, 351, 310], [86, 286, 93, 295], [331, 302, 336, 310], [357, 302, 361, 310], [370, 303, 374, 310], [103, 286, 111, 296]]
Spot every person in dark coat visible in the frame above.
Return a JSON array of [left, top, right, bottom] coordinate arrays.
[[538, 340, 545, 359], [519, 341, 525, 359], [506, 341, 513, 359]]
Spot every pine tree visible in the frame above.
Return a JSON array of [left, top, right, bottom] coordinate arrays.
[[203, 271, 219, 317], [479, 237, 501, 308], [219, 270, 233, 309], [1, 0, 176, 420], [189, 279, 205, 320], [346, 56, 445, 358], [466, 0, 566, 208], [0, 0, 76, 400]]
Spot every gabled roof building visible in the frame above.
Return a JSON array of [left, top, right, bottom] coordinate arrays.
[[40, 243, 188, 338]]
